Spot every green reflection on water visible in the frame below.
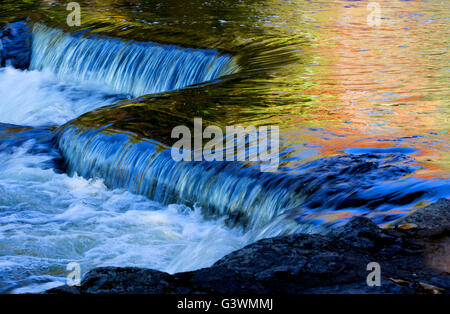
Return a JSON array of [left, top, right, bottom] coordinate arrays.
[[1, 0, 449, 178]]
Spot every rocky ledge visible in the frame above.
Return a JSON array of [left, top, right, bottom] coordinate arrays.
[[48, 199, 449, 294]]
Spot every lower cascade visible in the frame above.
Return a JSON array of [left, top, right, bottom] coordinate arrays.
[[57, 125, 449, 236], [57, 125, 306, 232]]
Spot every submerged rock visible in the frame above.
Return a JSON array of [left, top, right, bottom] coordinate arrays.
[[48, 199, 449, 294], [0, 21, 31, 69]]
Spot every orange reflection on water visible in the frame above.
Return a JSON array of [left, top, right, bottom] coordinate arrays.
[[285, 0, 450, 179]]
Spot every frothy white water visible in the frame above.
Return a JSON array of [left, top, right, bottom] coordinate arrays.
[[0, 67, 124, 127], [0, 141, 249, 293]]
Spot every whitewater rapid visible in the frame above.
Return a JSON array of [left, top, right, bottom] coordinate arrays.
[[0, 23, 247, 293], [1, 21, 448, 294], [0, 66, 126, 126], [0, 140, 249, 293]]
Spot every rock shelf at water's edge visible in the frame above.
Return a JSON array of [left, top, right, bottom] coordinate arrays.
[[48, 199, 449, 294]]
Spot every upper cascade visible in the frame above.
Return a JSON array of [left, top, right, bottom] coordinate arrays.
[[30, 23, 238, 97]]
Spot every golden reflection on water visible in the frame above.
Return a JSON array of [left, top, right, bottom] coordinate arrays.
[[261, 0, 450, 178], [7, 0, 448, 179]]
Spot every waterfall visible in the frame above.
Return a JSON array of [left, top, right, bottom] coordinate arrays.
[[29, 23, 238, 97], [57, 125, 307, 231], [28, 24, 447, 235], [56, 125, 449, 234]]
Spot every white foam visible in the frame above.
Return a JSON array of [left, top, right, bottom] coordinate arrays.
[[0, 142, 249, 293], [0, 67, 123, 127]]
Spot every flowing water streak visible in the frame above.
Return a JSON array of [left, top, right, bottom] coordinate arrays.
[[0, 134, 249, 293], [30, 23, 238, 97], [1, 0, 448, 294], [58, 125, 450, 236], [57, 126, 308, 232]]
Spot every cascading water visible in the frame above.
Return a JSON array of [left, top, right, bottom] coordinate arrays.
[[0, 134, 249, 293], [0, 22, 247, 293], [30, 23, 238, 97], [57, 125, 307, 231], [57, 124, 449, 238], [0, 0, 449, 294], [0, 23, 237, 127]]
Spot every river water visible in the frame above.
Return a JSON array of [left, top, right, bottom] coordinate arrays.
[[0, 0, 448, 293]]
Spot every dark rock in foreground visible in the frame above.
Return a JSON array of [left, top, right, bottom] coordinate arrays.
[[48, 199, 449, 294]]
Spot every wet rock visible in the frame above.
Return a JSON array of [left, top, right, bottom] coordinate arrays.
[[394, 198, 450, 238], [391, 199, 449, 276], [47, 201, 450, 294], [326, 216, 397, 249], [50, 267, 177, 294], [0, 21, 31, 69]]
